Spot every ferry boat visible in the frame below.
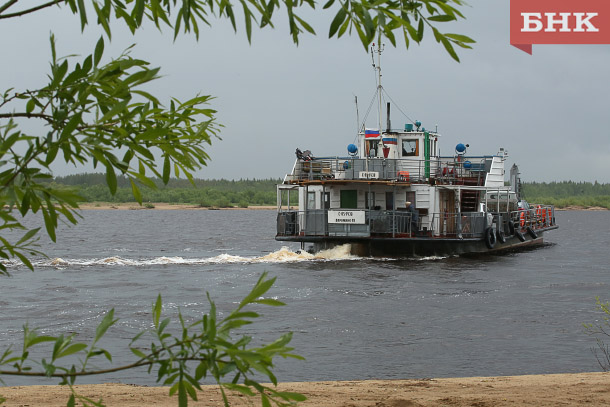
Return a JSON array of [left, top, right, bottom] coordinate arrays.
[[275, 47, 558, 257]]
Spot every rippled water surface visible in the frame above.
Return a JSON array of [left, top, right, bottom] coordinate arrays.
[[1, 209, 609, 385]]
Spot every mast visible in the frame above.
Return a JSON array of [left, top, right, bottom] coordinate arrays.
[[355, 95, 360, 136], [371, 42, 385, 144]]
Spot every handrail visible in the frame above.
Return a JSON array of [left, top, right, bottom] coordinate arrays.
[[285, 156, 492, 185], [277, 205, 557, 239]]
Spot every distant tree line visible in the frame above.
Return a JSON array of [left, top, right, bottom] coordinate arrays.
[[523, 181, 610, 209], [52, 174, 282, 207], [51, 175, 610, 209]]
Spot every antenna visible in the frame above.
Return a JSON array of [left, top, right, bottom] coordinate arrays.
[[354, 95, 360, 135]]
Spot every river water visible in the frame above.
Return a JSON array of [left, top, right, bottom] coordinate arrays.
[[0, 209, 609, 385]]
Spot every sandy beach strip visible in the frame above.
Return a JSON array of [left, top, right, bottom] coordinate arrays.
[[77, 202, 278, 210], [2, 372, 609, 406]]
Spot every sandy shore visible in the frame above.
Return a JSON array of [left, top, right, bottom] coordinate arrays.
[[77, 202, 277, 210], [1, 373, 609, 406]]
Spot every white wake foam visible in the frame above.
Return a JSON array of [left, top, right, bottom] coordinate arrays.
[[30, 244, 357, 268]]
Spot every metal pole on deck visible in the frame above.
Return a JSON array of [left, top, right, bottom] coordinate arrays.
[[392, 184, 396, 238], [456, 187, 462, 238]]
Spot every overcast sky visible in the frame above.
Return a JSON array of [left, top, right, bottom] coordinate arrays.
[[2, 0, 610, 182]]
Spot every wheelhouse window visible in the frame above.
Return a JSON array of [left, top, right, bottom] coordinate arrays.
[[402, 139, 419, 157], [366, 140, 379, 157]]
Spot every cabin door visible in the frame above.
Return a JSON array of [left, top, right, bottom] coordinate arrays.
[[340, 190, 358, 209], [439, 190, 456, 235]]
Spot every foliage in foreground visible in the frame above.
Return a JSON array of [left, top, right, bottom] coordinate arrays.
[[585, 298, 610, 372], [0, 273, 304, 407], [1, 0, 475, 404]]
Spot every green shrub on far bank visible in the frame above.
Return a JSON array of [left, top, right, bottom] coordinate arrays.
[[51, 175, 281, 207], [523, 181, 610, 209]]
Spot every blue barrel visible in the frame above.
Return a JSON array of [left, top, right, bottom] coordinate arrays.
[[405, 123, 414, 132]]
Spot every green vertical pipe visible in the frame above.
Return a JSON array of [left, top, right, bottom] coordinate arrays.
[[424, 131, 430, 178]]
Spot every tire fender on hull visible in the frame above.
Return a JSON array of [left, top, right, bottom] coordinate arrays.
[[526, 226, 538, 239], [485, 227, 496, 249], [515, 229, 526, 242], [497, 227, 506, 244]]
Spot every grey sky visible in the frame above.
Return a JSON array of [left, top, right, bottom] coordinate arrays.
[[2, 1, 610, 182]]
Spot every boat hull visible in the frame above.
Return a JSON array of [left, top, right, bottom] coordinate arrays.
[[276, 229, 550, 257]]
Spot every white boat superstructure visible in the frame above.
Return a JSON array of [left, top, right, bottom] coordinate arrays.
[[275, 47, 557, 256]]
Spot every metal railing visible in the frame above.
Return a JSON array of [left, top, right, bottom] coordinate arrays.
[[509, 205, 556, 229], [285, 156, 490, 184], [277, 205, 557, 240], [429, 212, 488, 238], [278, 209, 493, 239]]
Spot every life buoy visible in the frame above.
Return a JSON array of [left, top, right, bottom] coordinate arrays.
[[515, 229, 526, 242], [485, 227, 496, 249], [508, 221, 516, 236], [541, 206, 547, 224], [397, 171, 410, 182], [526, 226, 538, 239], [519, 211, 525, 227]]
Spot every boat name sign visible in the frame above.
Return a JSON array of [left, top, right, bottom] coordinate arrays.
[[358, 171, 379, 179], [328, 210, 366, 224]]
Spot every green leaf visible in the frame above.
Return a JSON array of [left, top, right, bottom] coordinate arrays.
[[329, 7, 347, 38], [261, 392, 271, 407], [94, 309, 116, 342], [428, 15, 456, 22], [42, 209, 57, 242], [130, 180, 143, 204], [445, 33, 476, 44], [16, 227, 40, 245], [162, 155, 170, 184], [130, 347, 147, 359], [153, 294, 162, 328], [178, 381, 187, 407], [277, 391, 307, 401], [239, 273, 276, 309], [58, 343, 88, 358], [77, 0, 88, 29], [253, 298, 285, 306], [106, 164, 117, 195], [26, 98, 36, 114], [417, 18, 424, 41], [94, 37, 105, 66], [440, 36, 460, 62]]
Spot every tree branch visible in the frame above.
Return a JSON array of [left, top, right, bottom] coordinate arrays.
[[0, 0, 61, 19], [0, 356, 222, 378], [0, 112, 54, 123], [0, 0, 18, 15]]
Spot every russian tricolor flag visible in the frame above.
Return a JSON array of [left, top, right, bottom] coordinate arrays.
[[365, 128, 380, 138], [382, 137, 397, 145]]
